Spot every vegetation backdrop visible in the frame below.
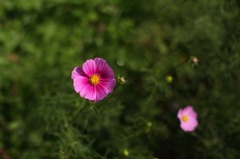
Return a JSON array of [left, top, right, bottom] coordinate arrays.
[[0, 0, 240, 158]]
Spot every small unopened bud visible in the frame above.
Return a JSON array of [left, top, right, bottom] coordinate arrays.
[[147, 122, 152, 127], [145, 121, 153, 133], [165, 75, 173, 83], [118, 76, 127, 84], [123, 149, 129, 156], [190, 56, 199, 65]]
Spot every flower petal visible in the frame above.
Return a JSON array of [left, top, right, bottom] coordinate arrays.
[[95, 85, 108, 102], [180, 119, 198, 132], [73, 76, 89, 93], [189, 119, 199, 128], [177, 108, 183, 119], [98, 78, 116, 94], [183, 106, 197, 119], [180, 123, 193, 132], [82, 59, 96, 77], [182, 106, 193, 113], [94, 57, 115, 79], [80, 85, 97, 101], [94, 57, 108, 72], [71, 66, 88, 79]]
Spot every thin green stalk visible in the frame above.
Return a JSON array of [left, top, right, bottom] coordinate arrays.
[[70, 99, 88, 122], [162, 58, 190, 78]]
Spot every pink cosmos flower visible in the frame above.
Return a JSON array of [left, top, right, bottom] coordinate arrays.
[[177, 106, 198, 132], [71, 57, 116, 102]]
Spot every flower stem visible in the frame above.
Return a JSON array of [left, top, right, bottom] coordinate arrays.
[[163, 58, 190, 77], [70, 99, 88, 122]]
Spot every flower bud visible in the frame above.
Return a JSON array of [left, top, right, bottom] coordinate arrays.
[[190, 56, 199, 65], [123, 149, 129, 156], [165, 75, 173, 83], [118, 76, 127, 84]]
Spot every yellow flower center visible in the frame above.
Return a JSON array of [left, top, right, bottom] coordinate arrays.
[[89, 74, 100, 85], [182, 115, 188, 122]]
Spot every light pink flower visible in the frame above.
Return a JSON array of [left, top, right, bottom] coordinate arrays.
[[71, 57, 116, 102], [177, 106, 198, 132]]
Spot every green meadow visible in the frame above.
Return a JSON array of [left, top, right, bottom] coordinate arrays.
[[0, 0, 240, 158]]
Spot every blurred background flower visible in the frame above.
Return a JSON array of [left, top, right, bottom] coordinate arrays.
[[177, 106, 198, 132]]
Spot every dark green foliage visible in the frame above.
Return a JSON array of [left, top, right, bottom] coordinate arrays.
[[0, 0, 240, 158]]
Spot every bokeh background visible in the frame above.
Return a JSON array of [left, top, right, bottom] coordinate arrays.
[[0, 0, 240, 158]]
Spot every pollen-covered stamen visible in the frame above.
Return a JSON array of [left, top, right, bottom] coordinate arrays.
[[182, 115, 188, 122], [89, 74, 100, 85]]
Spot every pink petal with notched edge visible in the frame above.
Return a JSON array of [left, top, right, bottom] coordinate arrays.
[[94, 58, 115, 79], [182, 106, 197, 118], [101, 66, 115, 79], [80, 85, 96, 101], [181, 119, 198, 132], [71, 67, 80, 79], [94, 58, 108, 73], [71, 66, 88, 79], [189, 110, 197, 119], [95, 85, 108, 102], [181, 123, 194, 132], [73, 76, 89, 93], [98, 79, 116, 94], [82, 59, 96, 77], [177, 108, 183, 119]]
